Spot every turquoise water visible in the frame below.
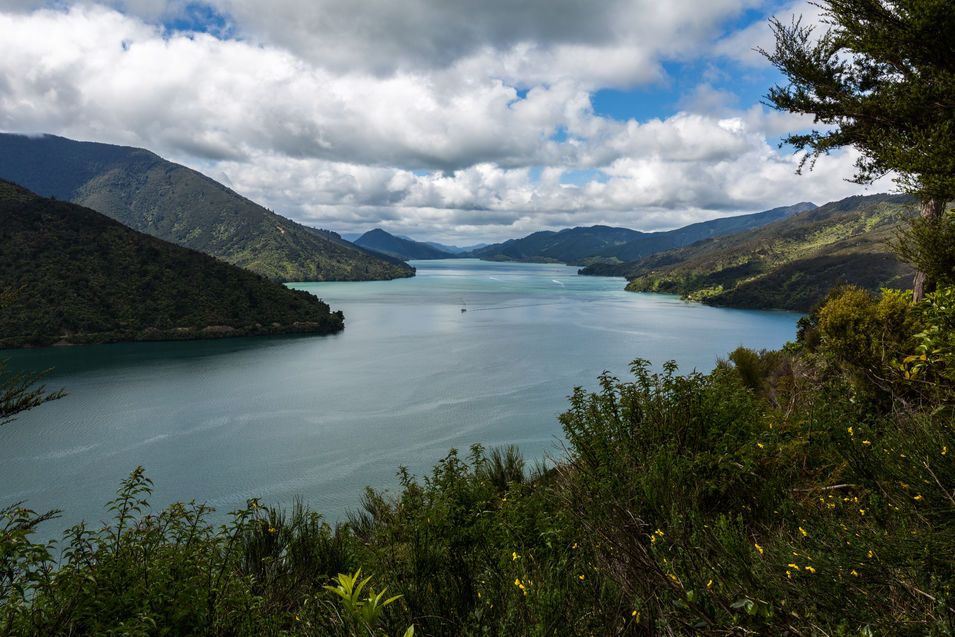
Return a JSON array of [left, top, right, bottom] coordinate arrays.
[[0, 260, 799, 538]]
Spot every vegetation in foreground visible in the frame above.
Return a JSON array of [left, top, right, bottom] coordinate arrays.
[[2, 276, 953, 635], [0, 180, 344, 348]]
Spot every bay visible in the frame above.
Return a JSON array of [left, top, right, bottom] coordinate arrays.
[[0, 260, 799, 539]]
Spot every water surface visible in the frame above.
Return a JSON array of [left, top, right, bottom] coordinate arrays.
[[0, 260, 799, 538]]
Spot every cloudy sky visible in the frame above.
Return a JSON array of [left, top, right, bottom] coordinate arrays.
[[0, 0, 891, 243]]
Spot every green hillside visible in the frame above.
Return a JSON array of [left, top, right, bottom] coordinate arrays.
[[468, 203, 814, 265], [582, 194, 918, 311], [0, 134, 414, 282], [0, 181, 344, 348]]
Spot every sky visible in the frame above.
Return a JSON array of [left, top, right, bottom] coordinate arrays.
[[0, 0, 893, 244]]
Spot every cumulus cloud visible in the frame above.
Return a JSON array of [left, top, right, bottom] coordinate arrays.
[[0, 1, 892, 243]]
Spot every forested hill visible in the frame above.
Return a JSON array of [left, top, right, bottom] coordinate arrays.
[[582, 193, 917, 311], [0, 133, 414, 282], [354, 228, 456, 260], [467, 202, 815, 264], [0, 181, 344, 348]]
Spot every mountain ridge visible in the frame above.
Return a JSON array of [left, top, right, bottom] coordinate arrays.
[[354, 228, 455, 260], [0, 133, 414, 283]]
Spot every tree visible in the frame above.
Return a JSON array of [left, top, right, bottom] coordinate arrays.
[[761, 0, 955, 301], [0, 289, 63, 426]]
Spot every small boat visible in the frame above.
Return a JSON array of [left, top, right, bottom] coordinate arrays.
[[461, 300, 467, 313]]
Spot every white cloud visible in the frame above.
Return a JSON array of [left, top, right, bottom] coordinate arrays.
[[0, 1, 892, 243]]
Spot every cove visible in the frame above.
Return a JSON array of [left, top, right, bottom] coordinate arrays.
[[0, 260, 799, 539]]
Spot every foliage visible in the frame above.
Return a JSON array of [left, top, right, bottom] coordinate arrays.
[[761, 0, 955, 202], [0, 133, 414, 282], [895, 208, 955, 292], [0, 360, 64, 426], [2, 285, 954, 634], [0, 180, 345, 348]]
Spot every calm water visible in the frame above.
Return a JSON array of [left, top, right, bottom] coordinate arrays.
[[0, 260, 799, 538]]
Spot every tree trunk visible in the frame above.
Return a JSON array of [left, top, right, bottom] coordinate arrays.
[[912, 197, 946, 303]]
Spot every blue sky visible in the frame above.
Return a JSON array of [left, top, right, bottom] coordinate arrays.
[[0, 0, 877, 242]]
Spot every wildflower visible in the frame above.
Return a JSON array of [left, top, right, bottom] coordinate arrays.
[[512, 551, 520, 561], [900, 482, 909, 489], [268, 526, 277, 535], [514, 578, 521, 586], [754, 543, 764, 555], [632, 610, 641, 623], [571, 543, 578, 549], [655, 529, 665, 537], [788, 563, 800, 570], [706, 579, 713, 590], [799, 527, 808, 537], [943, 446, 948, 456], [756, 442, 765, 449], [867, 550, 874, 559], [914, 495, 924, 501], [786, 570, 792, 579], [859, 509, 866, 516], [668, 573, 680, 584], [294, 614, 300, 622], [847, 426, 854, 436], [805, 566, 816, 574], [850, 569, 859, 577], [578, 574, 585, 581], [861, 440, 871, 446]]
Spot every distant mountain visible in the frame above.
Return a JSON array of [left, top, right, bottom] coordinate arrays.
[[581, 193, 916, 312], [354, 228, 456, 260], [467, 203, 816, 265], [0, 133, 413, 282], [424, 241, 490, 254], [0, 181, 344, 348]]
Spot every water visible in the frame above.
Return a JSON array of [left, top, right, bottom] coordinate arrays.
[[0, 260, 799, 538]]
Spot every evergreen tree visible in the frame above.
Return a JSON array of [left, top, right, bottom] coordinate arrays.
[[761, 0, 955, 300]]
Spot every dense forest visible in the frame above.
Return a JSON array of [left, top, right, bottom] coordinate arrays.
[[0, 181, 344, 348]]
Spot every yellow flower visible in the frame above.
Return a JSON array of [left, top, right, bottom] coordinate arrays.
[[914, 494, 924, 501], [668, 573, 680, 583], [512, 551, 520, 561], [632, 610, 641, 623], [805, 566, 816, 574], [786, 570, 792, 579], [268, 526, 277, 535], [756, 442, 765, 449], [477, 591, 482, 598], [754, 542, 764, 555], [578, 574, 585, 581], [850, 569, 859, 577], [571, 543, 578, 549], [847, 426, 854, 436], [788, 563, 800, 570], [706, 579, 714, 590], [514, 578, 521, 587], [799, 527, 808, 537], [859, 509, 866, 516], [655, 529, 665, 537], [943, 445, 948, 456]]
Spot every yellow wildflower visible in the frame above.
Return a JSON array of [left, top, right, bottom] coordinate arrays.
[[805, 566, 816, 574], [861, 440, 871, 446], [799, 527, 808, 537], [788, 563, 800, 570], [578, 574, 585, 581], [786, 570, 792, 579], [859, 509, 866, 516], [571, 543, 578, 549], [850, 569, 859, 577], [512, 551, 520, 561], [847, 426, 854, 436], [632, 610, 641, 623], [655, 529, 665, 537], [756, 442, 765, 449], [943, 445, 948, 456], [706, 579, 713, 590], [268, 526, 277, 535], [754, 543, 764, 555], [914, 494, 924, 501]]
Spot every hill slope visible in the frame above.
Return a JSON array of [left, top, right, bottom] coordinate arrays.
[[468, 202, 815, 265], [0, 181, 344, 348], [581, 193, 917, 311], [0, 133, 413, 282], [354, 228, 455, 260]]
